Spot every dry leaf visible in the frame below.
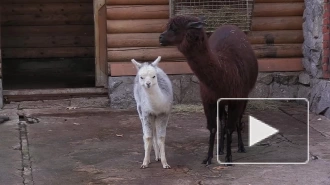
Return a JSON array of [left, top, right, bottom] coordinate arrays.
[[73, 123, 80, 125], [116, 134, 123, 137], [66, 106, 78, 110], [212, 166, 227, 170]]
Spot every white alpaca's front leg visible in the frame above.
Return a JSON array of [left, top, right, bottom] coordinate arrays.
[[141, 114, 154, 169], [152, 124, 160, 161], [155, 113, 171, 169]]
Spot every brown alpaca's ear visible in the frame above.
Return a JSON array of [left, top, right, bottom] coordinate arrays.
[[187, 21, 206, 29]]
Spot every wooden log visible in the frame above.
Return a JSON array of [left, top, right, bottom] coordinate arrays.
[[1, 14, 94, 26], [258, 58, 303, 71], [107, 19, 167, 33], [2, 36, 94, 48], [1, 3, 93, 15], [107, 44, 302, 62], [251, 17, 303, 31], [253, 44, 302, 58], [247, 30, 304, 45], [253, 3, 304, 17], [255, 0, 303, 3], [106, 0, 168, 5], [2, 47, 94, 58], [108, 58, 304, 76], [107, 47, 184, 61], [107, 5, 169, 20], [1, 25, 94, 36], [107, 30, 303, 48], [107, 33, 160, 48], [2, 0, 91, 3]]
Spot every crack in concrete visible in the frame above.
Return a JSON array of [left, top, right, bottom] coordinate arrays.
[[19, 121, 34, 185]]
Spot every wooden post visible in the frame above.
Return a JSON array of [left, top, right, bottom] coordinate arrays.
[[94, 0, 108, 87]]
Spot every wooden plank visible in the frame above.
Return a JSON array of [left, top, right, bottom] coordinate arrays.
[[109, 58, 304, 76], [258, 58, 303, 71], [2, 25, 94, 36], [2, 0, 91, 3], [253, 44, 302, 58], [107, 30, 303, 48], [107, 44, 302, 62], [2, 36, 94, 48], [1, 3, 93, 15], [109, 62, 193, 76], [107, 5, 169, 20], [247, 30, 304, 45], [2, 47, 94, 58], [94, 0, 108, 87], [251, 16, 303, 31], [107, 47, 184, 61], [255, 0, 303, 2], [1, 14, 94, 26], [253, 3, 304, 17], [107, 19, 167, 33], [106, 0, 169, 5]]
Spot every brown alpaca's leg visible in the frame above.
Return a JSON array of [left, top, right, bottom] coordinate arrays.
[[202, 103, 217, 166], [237, 100, 247, 153], [218, 106, 227, 155]]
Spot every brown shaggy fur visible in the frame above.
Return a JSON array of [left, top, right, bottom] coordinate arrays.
[[159, 15, 258, 165]]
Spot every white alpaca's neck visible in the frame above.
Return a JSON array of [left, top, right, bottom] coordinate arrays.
[[142, 84, 168, 114]]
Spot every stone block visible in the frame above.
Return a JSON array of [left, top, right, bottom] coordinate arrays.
[[270, 83, 298, 98], [257, 73, 273, 85], [169, 75, 201, 104], [309, 79, 330, 118], [273, 72, 299, 85], [108, 76, 136, 109], [298, 72, 311, 85], [249, 83, 270, 98], [19, 99, 70, 109]]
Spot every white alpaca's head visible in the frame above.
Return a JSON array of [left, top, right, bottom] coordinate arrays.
[[131, 56, 162, 89]]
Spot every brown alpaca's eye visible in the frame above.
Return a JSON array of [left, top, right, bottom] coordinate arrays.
[[152, 76, 156, 78]]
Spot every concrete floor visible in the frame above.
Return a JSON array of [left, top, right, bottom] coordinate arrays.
[[0, 100, 330, 185]]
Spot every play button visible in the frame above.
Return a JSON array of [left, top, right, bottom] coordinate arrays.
[[249, 115, 279, 147]]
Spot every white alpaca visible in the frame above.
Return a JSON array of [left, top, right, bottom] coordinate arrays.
[[131, 56, 173, 169]]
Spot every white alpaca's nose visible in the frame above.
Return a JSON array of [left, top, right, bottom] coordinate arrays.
[[146, 82, 151, 88]]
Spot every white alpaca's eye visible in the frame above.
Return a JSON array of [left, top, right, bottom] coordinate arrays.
[[152, 76, 156, 78], [140, 77, 144, 79]]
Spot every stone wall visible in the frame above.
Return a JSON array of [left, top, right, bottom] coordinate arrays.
[[301, 0, 330, 118]]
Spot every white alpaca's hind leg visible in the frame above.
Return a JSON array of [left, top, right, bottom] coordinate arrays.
[[141, 114, 154, 169], [155, 113, 171, 169], [152, 124, 160, 161]]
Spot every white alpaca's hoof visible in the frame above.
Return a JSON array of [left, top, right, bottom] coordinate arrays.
[[163, 164, 171, 169], [140, 164, 148, 169]]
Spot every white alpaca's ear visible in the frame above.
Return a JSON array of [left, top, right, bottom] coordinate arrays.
[[151, 56, 161, 66], [131, 59, 142, 70]]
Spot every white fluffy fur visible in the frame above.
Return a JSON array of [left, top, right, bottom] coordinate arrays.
[[131, 56, 173, 169]]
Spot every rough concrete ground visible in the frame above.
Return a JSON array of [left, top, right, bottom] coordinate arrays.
[[0, 99, 330, 185]]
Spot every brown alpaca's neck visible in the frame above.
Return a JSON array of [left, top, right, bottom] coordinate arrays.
[[178, 39, 226, 92]]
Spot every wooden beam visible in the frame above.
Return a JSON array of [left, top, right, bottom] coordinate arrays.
[[108, 47, 183, 61], [253, 3, 304, 17], [109, 58, 304, 76], [258, 58, 304, 71], [2, 25, 94, 36], [107, 5, 169, 20], [107, 30, 303, 48], [251, 16, 303, 31], [1, 3, 93, 15], [255, 0, 303, 2], [107, 19, 167, 33], [94, 0, 108, 87], [2, 36, 95, 48], [106, 0, 169, 5], [1, 14, 94, 26], [107, 44, 302, 62], [2, 47, 94, 58], [2, 0, 91, 3]]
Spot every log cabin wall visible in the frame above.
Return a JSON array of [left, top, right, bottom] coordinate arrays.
[[0, 0, 95, 89], [107, 0, 305, 76]]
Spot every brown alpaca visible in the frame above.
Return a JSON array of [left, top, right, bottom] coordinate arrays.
[[159, 15, 258, 165]]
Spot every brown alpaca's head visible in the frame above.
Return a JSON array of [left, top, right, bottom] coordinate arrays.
[[159, 15, 206, 47]]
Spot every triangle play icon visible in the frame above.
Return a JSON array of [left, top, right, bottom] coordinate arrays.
[[249, 116, 279, 147]]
